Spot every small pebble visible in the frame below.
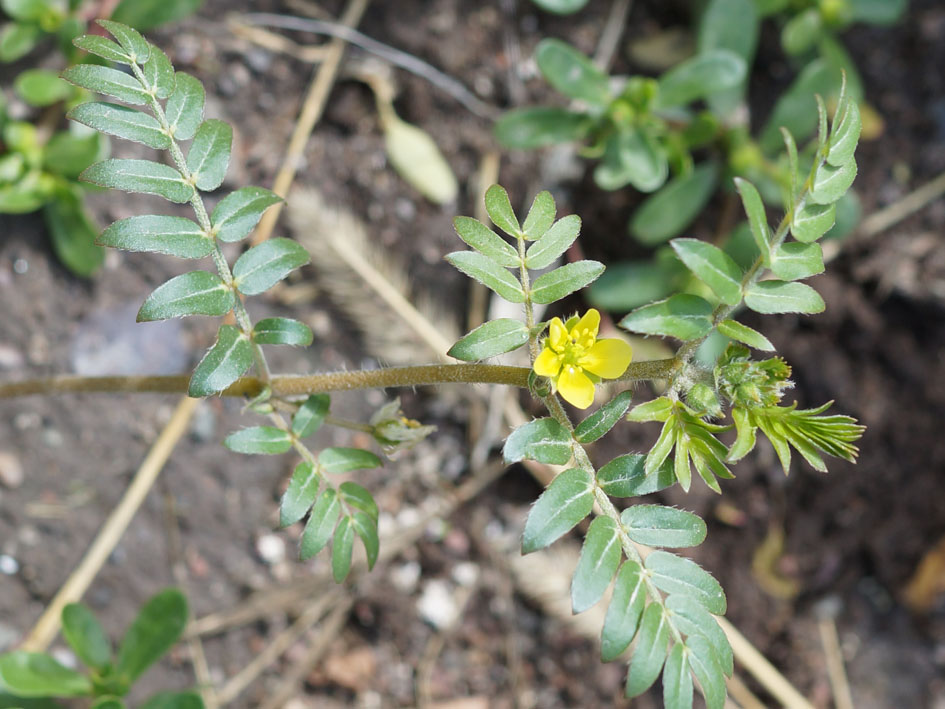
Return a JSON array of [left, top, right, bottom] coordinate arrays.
[[452, 562, 479, 588], [0, 343, 24, 370], [256, 534, 286, 565], [51, 647, 77, 670], [190, 402, 217, 443], [13, 258, 27, 274], [0, 555, 20, 575], [417, 579, 459, 630], [0, 451, 23, 488], [390, 561, 421, 593]]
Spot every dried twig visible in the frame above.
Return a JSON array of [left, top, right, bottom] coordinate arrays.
[[593, 0, 633, 71]]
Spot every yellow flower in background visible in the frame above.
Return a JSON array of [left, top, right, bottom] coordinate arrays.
[[533, 309, 633, 409]]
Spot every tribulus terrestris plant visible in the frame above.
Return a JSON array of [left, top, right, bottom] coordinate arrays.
[[0, 21, 864, 708]]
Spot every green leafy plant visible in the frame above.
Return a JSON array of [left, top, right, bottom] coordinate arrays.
[[0, 20, 867, 707], [0, 0, 203, 276], [0, 588, 199, 708], [497, 0, 900, 314]]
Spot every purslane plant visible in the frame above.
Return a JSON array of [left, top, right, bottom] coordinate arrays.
[[0, 21, 865, 708]]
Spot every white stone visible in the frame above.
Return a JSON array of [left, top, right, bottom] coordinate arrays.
[[416, 580, 459, 630]]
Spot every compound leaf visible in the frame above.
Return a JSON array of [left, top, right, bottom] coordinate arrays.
[[81, 159, 193, 203], [68, 102, 169, 150], [521, 190, 556, 240], [339, 482, 379, 522], [99, 215, 211, 259], [663, 643, 693, 709], [61, 64, 149, 105], [484, 183, 520, 237], [597, 454, 675, 497]]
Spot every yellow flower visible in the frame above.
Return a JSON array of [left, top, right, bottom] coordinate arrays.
[[533, 309, 633, 409]]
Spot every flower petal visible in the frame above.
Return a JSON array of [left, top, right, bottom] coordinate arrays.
[[580, 338, 633, 379], [571, 308, 601, 348], [558, 365, 596, 409], [548, 317, 568, 352], [533, 347, 562, 378]]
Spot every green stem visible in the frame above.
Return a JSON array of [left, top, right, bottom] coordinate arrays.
[[516, 235, 540, 361]]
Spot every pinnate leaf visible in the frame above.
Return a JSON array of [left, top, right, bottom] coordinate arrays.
[[503, 417, 572, 465], [625, 603, 670, 698], [280, 461, 320, 527], [665, 595, 733, 677], [224, 426, 292, 455], [574, 390, 633, 444], [686, 634, 727, 709], [521, 468, 593, 554], [621, 505, 707, 548], [68, 102, 169, 150], [188, 324, 253, 397], [165, 72, 204, 141], [445, 250, 525, 303], [645, 551, 726, 614], [186, 119, 231, 191], [137, 271, 233, 321], [744, 280, 825, 314], [452, 216, 519, 267], [530, 260, 604, 304], [73, 34, 130, 63], [448, 318, 529, 361], [619, 294, 714, 340], [671, 238, 743, 306], [81, 159, 193, 203], [300, 489, 340, 559], [571, 516, 622, 613], [525, 214, 581, 269], [233, 237, 310, 295], [212, 186, 282, 242], [600, 560, 646, 662], [351, 511, 380, 569], [252, 317, 313, 346]]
